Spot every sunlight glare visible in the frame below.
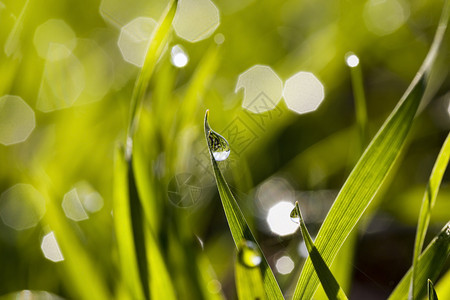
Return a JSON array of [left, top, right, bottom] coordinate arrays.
[[62, 188, 89, 221], [170, 45, 189, 68], [266, 201, 298, 236], [346, 53, 359, 68]]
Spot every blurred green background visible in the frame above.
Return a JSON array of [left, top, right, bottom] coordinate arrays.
[[0, 0, 449, 299]]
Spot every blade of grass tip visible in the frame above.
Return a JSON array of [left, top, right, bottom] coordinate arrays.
[[126, 0, 176, 143], [204, 110, 284, 300], [113, 145, 145, 300], [428, 279, 439, 300], [410, 133, 450, 299], [346, 52, 368, 150], [235, 241, 267, 300], [292, 3, 449, 298], [4, 0, 30, 57], [292, 202, 348, 300], [388, 222, 450, 300]]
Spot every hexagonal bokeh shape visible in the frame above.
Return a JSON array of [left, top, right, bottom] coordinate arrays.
[[62, 188, 89, 221], [283, 71, 324, 114], [33, 19, 77, 61], [235, 65, 283, 114], [36, 45, 85, 112], [0, 95, 35, 145], [118, 17, 157, 67], [173, 0, 220, 43], [41, 232, 64, 262], [0, 184, 46, 230]]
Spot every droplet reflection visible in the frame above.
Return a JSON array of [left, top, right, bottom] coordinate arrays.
[[238, 240, 262, 268], [290, 204, 300, 224], [345, 53, 359, 68], [204, 110, 231, 161], [170, 44, 189, 68]]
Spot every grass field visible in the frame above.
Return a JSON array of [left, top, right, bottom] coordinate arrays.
[[0, 0, 449, 299]]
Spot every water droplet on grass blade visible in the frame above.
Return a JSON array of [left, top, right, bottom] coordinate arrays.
[[238, 240, 262, 268], [204, 110, 230, 161], [290, 201, 301, 224]]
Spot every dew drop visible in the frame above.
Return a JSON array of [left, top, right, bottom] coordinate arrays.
[[290, 202, 301, 224], [238, 240, 262, 268], [204, 110, 231, 161]]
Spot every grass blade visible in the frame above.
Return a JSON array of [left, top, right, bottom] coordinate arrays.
[[347, 52, 368, 150], [292, 4, 449, 298], [127, 0, 176, 141], [235, 241, 267, 300], [410, 133, 450, 298], [113, 146, 145, 300], [428, 279, 438, 300], [389, 222, 450, 300], [204, 111, 284, 300], [292, 202, 348, 300]]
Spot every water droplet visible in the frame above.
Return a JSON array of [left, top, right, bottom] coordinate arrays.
[[290, 202, 301, 224], [204, 110, 231, 161], [238, 240, 262, 268]]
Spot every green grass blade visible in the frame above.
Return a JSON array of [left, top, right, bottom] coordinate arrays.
[[127, 0, 176, 141], [347, 52, 368, 150], [293, 202, 348, 300], [113, 146, 145, 300], [204, 111, 284, 300], [389, 222, 450, 300], [292, 5, 449, 298], [411, 133, 450, 298], [436, 269, 450, 297], [145, 225, 177, 300], [428, 279, 438, 300]]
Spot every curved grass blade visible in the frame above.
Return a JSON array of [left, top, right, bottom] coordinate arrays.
[[204, 111, 284, 300], [127, 0, 176, 143], [410, 133, 450, 298], [292, 4, 449, 298], [389, 222, 450, 300], [292, 202, 348, 300], [235, 241, 267, 300], [428, 279, 438, 300]]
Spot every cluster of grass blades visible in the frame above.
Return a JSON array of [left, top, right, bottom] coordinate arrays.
[[203, 1, 450, 299]]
